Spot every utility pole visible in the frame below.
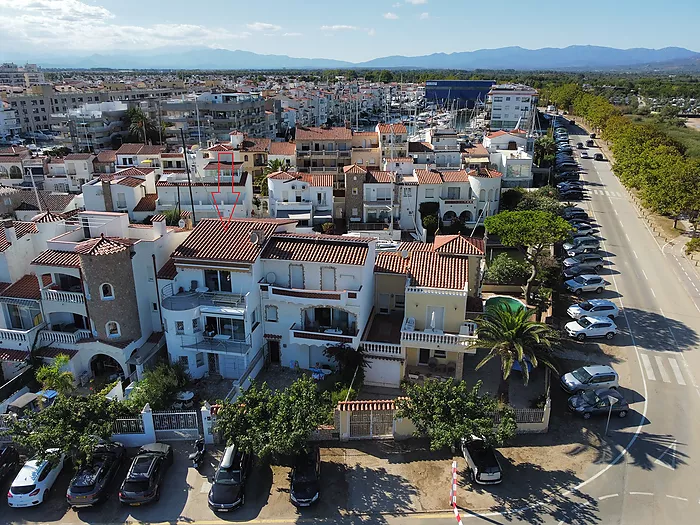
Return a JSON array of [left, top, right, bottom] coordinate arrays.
[[180, 128, 196, 224]]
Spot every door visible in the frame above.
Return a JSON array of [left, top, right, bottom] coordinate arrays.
[[321, 267, 336, 291], [425, 306, 445, 331], [269, 341, 280, 364], [290, 265, 304, 289], [419, 348, 431, 365], [208, 353, 219, 375], [378, 294, 390, 314]]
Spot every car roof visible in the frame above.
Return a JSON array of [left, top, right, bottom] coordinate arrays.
[[14, 460, 46, 486], [586, 299, 614, 306], [582, 365, 616, 375], [128, 455, 158, 479], [580, 274, 601, 280], [138, 442, 170, 456]]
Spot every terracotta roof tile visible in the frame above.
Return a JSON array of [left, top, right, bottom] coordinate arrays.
[[365, 171, 394, 184], [75, 236, 132, 256], [269, 142, 296, 156], [35, 347, 78, 360], [343, 164, 367, 175], [374, 252, 409, 274], [397, 241, 433, 252], [64, 153, 93, 160], [301, 173, 334, 187], [15, 190, 76, 212], [473, 168, 502, 178], [432, 235, 485, 256], [296, 126, 352, 141], [0, 350, 29, 362], [31, 211, 63, 223], [134, 193, 158, 212], [171, 218, 294, 264], [31, 250, 81, 268], [240, 138, 271, 152], [408, 142, 433, 153], [0, 274, 41, 300], [267, 171, 296, 181], [157, 258, 177, 280], [95, 150, 116, 163], [116, 144, 165, 156], [261, 233, 370, 266], [0, 282, 10, 294], [0, 221, 38, 252], [440, 170, 471, 182], [337, 399, 403, 411], [414, 169, 443, 184], [111, 166, 156, 178], [161, 153, 184, 159], [408, 252, 469, 290], [461, 143, 489, 157], [377, 123, 407, 135], [115, 176, 146, 187]]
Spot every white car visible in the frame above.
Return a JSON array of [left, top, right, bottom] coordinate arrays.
[[567, 299, 619, 320], [8, 450, 65, 507], [580, 151, 590, 159], [565, 316, 617, 341], [564, 274, 607, 295]]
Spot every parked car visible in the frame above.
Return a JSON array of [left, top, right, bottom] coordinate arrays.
[[208, 445, 251, 512], [568, 119, 576, 125], [67, 442, 125, 507], [570, 230, 594, 241], [567, 217, 592, 226], [119, 443, 173, 506], [594, 153, 605, 161], [565, 316, 617, 341], [568, 388, 628, 419], [290, 447, 321, 507], [560, 365, 619, 394], [567, 299, 619, 320], [560, 190, 584, 201], [0, 445, 20, 482], [586, 139, 595, 147], [461, 437, 502, 485], [563, 253, 604, 270], [565, 239, 601, 257], [563, 235, 600, 253], [580, 151, 590, 159], [563, 207, 588, 220], [576, 142, 584, 149], [563, 264, 597, 279], [572, 223, 595, 235], [8, 450, 65, 507], [564, 274, 607, 295]]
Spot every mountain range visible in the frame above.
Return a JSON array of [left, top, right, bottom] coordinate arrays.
[[5, 45, 700, 71]]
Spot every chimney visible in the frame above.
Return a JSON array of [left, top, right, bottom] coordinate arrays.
[[153, 218, 167, 236], [2, 219, 16, 244], [184, 217, 193, 230], [101, 180, 114, 212]]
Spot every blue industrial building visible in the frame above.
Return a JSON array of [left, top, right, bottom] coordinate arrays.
[[424, 80, 496, 108]]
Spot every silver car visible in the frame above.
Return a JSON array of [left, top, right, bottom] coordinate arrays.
[[560, 365, 619, 394]]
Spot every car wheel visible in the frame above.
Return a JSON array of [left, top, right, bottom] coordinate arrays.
[[606, 332, 615, 340], [577, 333, 586, 342], [582, 412, 591, 420], [575, 289, 582, 295], [468, 469, 475, 483], [596, 287, 603, 294], [618, 410, 627, 418], [608, 315, 615, 320]]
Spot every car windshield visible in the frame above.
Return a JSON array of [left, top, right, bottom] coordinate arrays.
[[582, 391, 599, 405], [10, 484, 36, 495], [579, 301, 593, 311], [571, 368, 592, 383], [577, 318, 592, 328], [573, 276, 586, 284], [215, 468, 242, 485]]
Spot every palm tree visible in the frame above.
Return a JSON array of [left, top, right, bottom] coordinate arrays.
[[258, 158, 290, 197], [36, 354, 74, 396], [534, 136, 557, 167], [126, 107, 154, 145], [475, 304, 558, 403]]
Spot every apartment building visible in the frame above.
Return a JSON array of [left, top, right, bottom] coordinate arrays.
[[295, 127, 352, 182], [488, 84, 538, 132], [377, 123, 407, 161], [0, 63, 45, 87], [82, 167, 157, 220], [0, 102, 20, 141], [0, 211, 189, 382], [267, 141, 296, 169], [350, 131, 380, 169], [45, 153, 96, 193], [361, 235, 485, 387], [115, 143, 165, 172], [267, 172, 334, 228], [483, 130, 534, 188], [259, 233, 377, 371], [157, 218, 296, 380], [52, 101, 128, 152]]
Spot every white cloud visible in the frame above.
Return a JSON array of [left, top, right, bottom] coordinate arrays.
[[320, 24, 358, 31], [246, 22, 281, 31], [282, 32, 302, 37], [406, 0, 428, 4], [383, 12, 399, 19], [0, 0, 114, 21], [392, 2, 401, 6], [367, 28, 376, 37], [419, 12, 430, 19]]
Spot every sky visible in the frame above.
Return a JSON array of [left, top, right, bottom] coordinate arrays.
[[0, 0, 699, 62]]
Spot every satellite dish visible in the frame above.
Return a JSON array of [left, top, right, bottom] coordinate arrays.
[[266, 272, 277, 284], [178, 219, 186, 228], [249, 232, 260, 245], [400, 250, 409, 259]]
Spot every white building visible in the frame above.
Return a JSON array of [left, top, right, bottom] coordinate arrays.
[[82, 167, 157, 220], [267, 171, 333, 229], [483, 130, 533, 188], [488, 84, 538, 132], [0, 102, 21, 141]]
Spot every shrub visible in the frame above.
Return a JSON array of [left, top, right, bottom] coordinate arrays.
[[686, 237, 700, 255], [422, 215, 438, 236], [500, 188, 525, 211], [321, 222, 335, 235], [485, 253, 531, 284], [330, 386, 356, 407], [419, 201, 439, 216]]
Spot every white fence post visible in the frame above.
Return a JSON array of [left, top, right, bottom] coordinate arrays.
[[201, 402, 215, 445], [141, 403, 157, 443]]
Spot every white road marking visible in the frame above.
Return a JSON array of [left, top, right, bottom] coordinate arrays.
[[640, 354, 656, 381], [614, 209, 619, 215], [650, 288, 656, 298], [642, 270, 648, 280], [668, 358, 686, 386], [629, 492, 654, 496], [666, 495, 688, 502], [633, 250, 638, 259], [598, 494, 619, 501], [655, 356, 671, 383], [625, 233, 631, 241]]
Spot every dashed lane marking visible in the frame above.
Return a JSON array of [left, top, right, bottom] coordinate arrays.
[[629, 492, 654, 496], [667, 495, 689, 502], [642, 270, 648, 280], [598, 494, 619, 501]]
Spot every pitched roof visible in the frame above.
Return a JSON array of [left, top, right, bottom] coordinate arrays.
[[343, 164, 367, 175], [31, 250, 81, 268], [75, 236, 132, 256], [113, 176, 146, 188], [64, 153, 93, 160], [239, 137, 271, 152], [261, 233, 370, 266], [408, 141, 433, 153], [133, 193, 158, 212], [337, 399, 401, 411], [31, 211, 63, 223], [365, 171, 394, 184], [408, 252, 469, 290], [302, 173, 334, 187], [432, 235, 485, 256], [440, 170, 471, 182], [0, 222, 38, 252], [14, 190, 76, 212], [296, 126, 352, 141], [0, 350, 29, 362], [486, 130, 527, 138], [414, 169, 443, 184], [171, 218, 294, 264], [461, 143, 489, 157], [161, 153, 184, 158], [0, 274, 42, 301], [269, 141, 296, 156], [112, 166, 156, 178], [473, 168, 503, 178], [397, 241, 434, 252], [267, 171, 296, 181], [374, 252, 409, 274], [95, 150, 117, 163], [35, 347, 78, 360], [116, 144, 165, 156], [157, 258, 177, 280], [377, 123, 407, 135]]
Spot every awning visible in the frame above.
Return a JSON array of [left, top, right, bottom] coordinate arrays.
[[288, 212, 311, 220]]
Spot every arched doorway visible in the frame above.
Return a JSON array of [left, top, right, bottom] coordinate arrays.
[[442, 211, 457, 224], [89, 354, 126, 382], [459, 210, 473, 222]]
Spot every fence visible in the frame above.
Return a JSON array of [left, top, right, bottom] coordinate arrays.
[[152, 410, 200, 440], [111, 405, 203, 446], [113, 417, 144, 435]]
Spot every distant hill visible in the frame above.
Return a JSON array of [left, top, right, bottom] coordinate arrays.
[[5, 45, 699, 71]]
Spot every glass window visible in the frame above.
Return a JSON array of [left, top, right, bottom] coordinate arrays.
[[106, 321, 120, 337], [403, 188, 412, 197], [176, 321, 184, 334], [425, 189, 434, 198], [179, 355, 189, 367], [265, 305, 278, 322], [204, 270, 232, 293], [196, 352, 204, 367], [192, 318, 200, 331], [101, 283, 114, 300]]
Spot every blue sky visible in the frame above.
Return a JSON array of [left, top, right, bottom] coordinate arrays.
[[0, 0, 698, 62]]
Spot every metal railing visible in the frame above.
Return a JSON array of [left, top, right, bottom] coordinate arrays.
[[152, 410, 199, 431], [113, 417, 145, 435]]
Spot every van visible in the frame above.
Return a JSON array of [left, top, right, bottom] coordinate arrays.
[[560, 365, 619, 394]]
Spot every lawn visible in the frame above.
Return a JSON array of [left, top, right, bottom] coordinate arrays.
[[628, 115, 700, 158]]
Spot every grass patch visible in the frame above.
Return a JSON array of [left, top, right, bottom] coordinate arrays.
[[628, 115, 700, 159]]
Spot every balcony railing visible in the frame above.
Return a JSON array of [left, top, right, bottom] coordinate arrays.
[[161, 286, 248, 313], [0, 323, 46, 350], [400, 317, 477, 352], [39, 329, 92, 345], [178, 333, 251, 355], [262, 283, 361, 307], [360, 341, 404, 358], [41, 289, 84, 304], [348, 222, 389, 231], [439, 196, 476, 206], [405, 286, 469, 297], [290, 323, 358, 345]]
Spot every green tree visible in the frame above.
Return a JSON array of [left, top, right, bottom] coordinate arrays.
[[476, 304, 558, 402], [321, 222, 335, 235], [395, 379, 517, 451], [500, 188, 525, 211], [162, 208, 182, 226], [515, 190, 562, 216], [259, 158, 290, 196], [484, 253, 531, 284], [484, 211, 572, 303], [422, 214, 438, 237], [126, 363, 188, 411], [324, 343, 368, 386], [6, 393, 131, 464], [35, 354, 74, 396], [533, 136, 557, 167], [125, 106, 157, 145]]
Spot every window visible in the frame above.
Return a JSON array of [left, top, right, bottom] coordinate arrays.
[[176, 321, 185, 334], [403, 188, 412, 197], [434, 350, 447, 359], [192, 318, 200, 332], [352, 187, 358, 195], [265, 305, 278, 322], [152, 302, 158, 312], [100, 283, 114, 300], [244, 155, 249, 162], [352, 207, 358, 217], [179, 355, 189, 367], [116, 192, 127, 209], [106, 321, 120, 338], [196, 352, 204, 367], [505, 97, 511, 101], [425, 189, 434, 198], [447, 187, 460, 199], [204, 269, 232, 292]]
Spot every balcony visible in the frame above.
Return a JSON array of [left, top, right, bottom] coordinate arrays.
[[161, 286, 248, 314], [0, 324, 45, 351], [400, 317, 477, 353], [309, 166, 336, 172], [39, 329, 92, 345], [261, 283, 361, 308], [40, 288, 86, 316], [178, 333, 251, 355], [290, 323, 360, 347], [360, 341, 404, 359], [348, 222, 389, 231]]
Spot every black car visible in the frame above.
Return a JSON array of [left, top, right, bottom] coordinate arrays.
[[586, 139, 595, 147], [576, 142, 584, 149], [208, 445, 251, 512], [290, 447, 321, 507], [563, 264, 598, 279], [560, 191, 584, 201], [0, 445, 20, 481], [568, 388, 629, 419], [594, 153, 605, 161], [119, 443, 173, 506], [589, 133, 596, 139], [568, 119, 576, 125], [67, 442, 125, 507]]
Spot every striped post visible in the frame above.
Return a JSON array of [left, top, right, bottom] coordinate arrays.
[[450, 460, 464, 524]]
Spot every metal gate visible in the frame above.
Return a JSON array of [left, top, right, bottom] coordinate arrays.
[[152, 410, 201, 440], [349, 410, 394, 439]]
